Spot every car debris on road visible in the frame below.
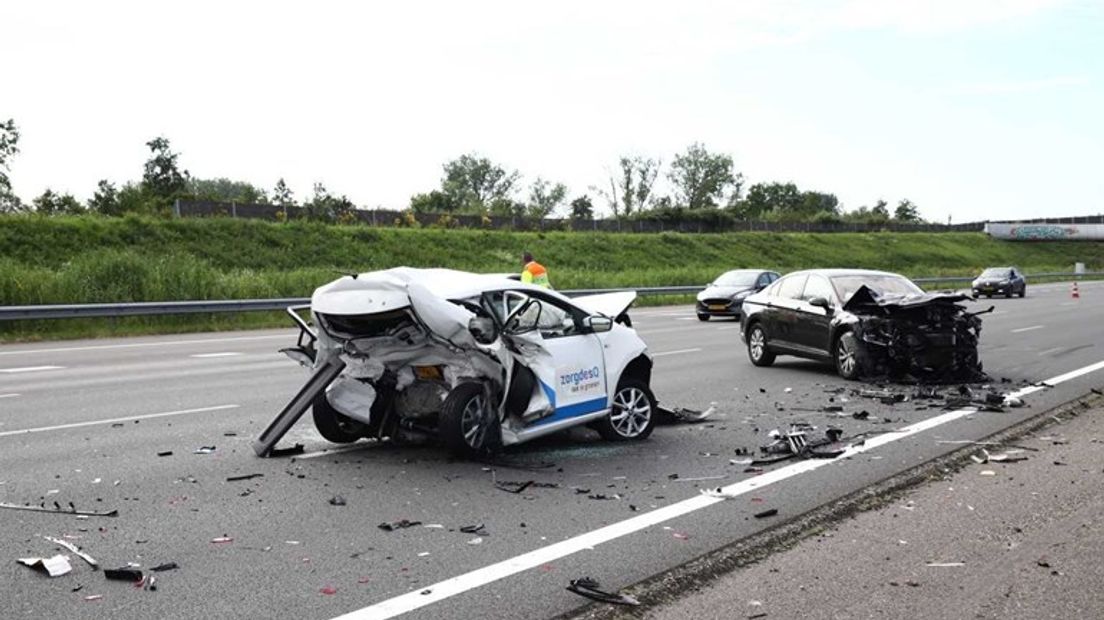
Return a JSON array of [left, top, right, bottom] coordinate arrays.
[[17, 555, 73, 577], [0, 501, 118, 518], [566, 577, 640, 606], [43, 536, 98, 569]]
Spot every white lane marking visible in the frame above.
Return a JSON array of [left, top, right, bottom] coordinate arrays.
[[0, 365, 65, 374], [0, 393, 20, 399], [0, 404, 240, 438], [1042, 359, 1104, 386], [652, 348, 703, 358], [0, 334, 290, 356], [1011, 325, 1045, 334], [332, 362, 1100, 620], [190, 352, 242, 358]]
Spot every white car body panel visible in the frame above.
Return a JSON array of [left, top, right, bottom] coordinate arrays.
[[297, 267, 652, 448]]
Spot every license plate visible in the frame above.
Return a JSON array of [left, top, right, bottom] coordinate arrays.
[[708, 304, 727, 311], [414, 365, 443, 380]]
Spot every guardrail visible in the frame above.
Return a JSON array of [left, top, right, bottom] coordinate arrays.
[[1, 273, 1098, 321]]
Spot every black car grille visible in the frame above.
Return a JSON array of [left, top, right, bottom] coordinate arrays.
[[700, 298, 733, 307]]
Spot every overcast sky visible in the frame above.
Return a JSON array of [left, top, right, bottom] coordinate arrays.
[[3, 0, 1102, 221]]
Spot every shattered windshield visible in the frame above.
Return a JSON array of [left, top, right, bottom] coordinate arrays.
[[831, 275, 923, 304], [980, 268, 1011, 278], [714, 271, 758, 287]]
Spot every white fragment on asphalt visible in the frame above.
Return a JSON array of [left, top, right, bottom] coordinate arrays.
[[784, 387, 792, 393], [422, 524, 445, 529], [467, 537, 483, 545], [91, 478, 101, 484], [701, 488, 738, 499], [980, 470, 997, 476], [926, 562, 966, 567], [18, 555, 72, 577], [418, 552, 430, 557]]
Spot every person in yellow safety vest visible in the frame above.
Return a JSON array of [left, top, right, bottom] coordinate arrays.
[[521, 252, 552, 288]]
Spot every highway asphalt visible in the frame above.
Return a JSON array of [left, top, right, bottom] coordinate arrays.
[[1, 280, 1103, 619]]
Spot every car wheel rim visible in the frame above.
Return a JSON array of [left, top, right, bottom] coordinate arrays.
[[838, 339, 855, 376], [749, 328, 765, 361], [460, 394, 490, 449], [610, 387, 651, 438]]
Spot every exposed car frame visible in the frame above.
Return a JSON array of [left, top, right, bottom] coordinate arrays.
[[257, 268, 659, 458]]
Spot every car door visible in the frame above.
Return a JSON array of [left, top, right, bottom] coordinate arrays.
[[487, 290, 609, 426], [794, 274, 836, 356], [768, 274, 808, 351]]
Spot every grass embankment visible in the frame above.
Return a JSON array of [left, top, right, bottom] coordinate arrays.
[[1, 215, 1102, 341]]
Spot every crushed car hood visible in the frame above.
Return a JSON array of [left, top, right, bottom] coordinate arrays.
[[572, 291, 637, 317], [842, 285, 972, 313]]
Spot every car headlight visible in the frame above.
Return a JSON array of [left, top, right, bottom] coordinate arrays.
[[732, 291, 751, 301]]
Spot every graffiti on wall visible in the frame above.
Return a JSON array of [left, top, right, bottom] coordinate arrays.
[[986, 223, 1102, 241]]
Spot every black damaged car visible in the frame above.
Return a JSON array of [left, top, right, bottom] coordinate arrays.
[[740, 269, 989, 382]]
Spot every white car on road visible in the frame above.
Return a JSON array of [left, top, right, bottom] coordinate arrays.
[[277, 268, 657, 457]]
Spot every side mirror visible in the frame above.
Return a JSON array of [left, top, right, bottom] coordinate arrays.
[[808, 297, 832, 311], [468, 316, 499, 344], [584, 315, 613, 333]]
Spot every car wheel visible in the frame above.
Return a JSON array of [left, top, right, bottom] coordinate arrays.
[[312, 393, 369, 443], [439, 382, 500, 457], [835, 332, 862, 380], [697, 313, 710, 322], [596, 379, 656, 441], [746, 323, 775, 367], [1005, 289, 1013, 298], [1018, 287, 1026, 298]]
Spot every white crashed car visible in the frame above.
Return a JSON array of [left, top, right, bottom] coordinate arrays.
[[280, 268, 657, 456]]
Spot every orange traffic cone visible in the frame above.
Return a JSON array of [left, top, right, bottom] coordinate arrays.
[[1072, 282, 1080, 299]]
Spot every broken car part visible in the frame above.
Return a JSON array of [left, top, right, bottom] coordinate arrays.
[[104, 567, 144, 582], [566, 577, 640, 606], [378, 519, 422, 531], [18, 555, 73, 577], [0, 502, 117, 518], [43, 536, 98, 570]]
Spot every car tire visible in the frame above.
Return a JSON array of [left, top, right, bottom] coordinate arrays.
[[595, 378, 657, 442], [697, 313, 710, 322], [835, 331, 862, 380], [746, 323, 775, 367], [1005, 289, 1013, 298], [439, 382, 500, 458], [1018, 287, 1026, 298], [312, 392, 369, 443]]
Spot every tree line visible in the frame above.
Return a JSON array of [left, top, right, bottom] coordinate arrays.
[[0, 118, 922, 224]]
